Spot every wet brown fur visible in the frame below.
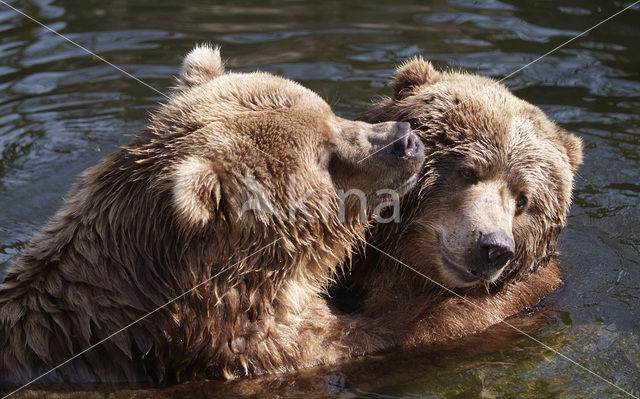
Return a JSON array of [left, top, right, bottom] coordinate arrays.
[[334, 57, 582, 347], [0, 46, 423, 385]]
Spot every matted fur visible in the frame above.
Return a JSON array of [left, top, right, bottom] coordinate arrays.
[[0, 47, 423, 384], [332, 57, 582, 347]]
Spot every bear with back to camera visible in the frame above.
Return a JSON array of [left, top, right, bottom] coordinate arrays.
[[0, 46, 425, 384], [332, 57, 583, 347]]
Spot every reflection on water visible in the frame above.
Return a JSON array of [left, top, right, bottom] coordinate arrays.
[[0, 0, 639, 397]]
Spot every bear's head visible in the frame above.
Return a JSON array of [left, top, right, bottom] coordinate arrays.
[[361, 57, 582, 289], [153, 45, 425, 288], [0, 46, 427, 384]]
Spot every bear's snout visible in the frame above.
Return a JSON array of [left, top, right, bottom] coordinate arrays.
[[475, 231, 515, 278], [390, 122, 421, 158]]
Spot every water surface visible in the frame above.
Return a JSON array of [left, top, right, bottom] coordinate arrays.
[[1, 0, 639, 398]]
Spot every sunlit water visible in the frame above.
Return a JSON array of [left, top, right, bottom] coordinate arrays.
[[0, 0, 638, 398]]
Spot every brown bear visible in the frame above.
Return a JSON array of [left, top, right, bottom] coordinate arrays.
[[331, 57, 583, 348], [0, 46, 425, 385]]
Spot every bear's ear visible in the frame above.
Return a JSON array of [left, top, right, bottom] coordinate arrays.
[[560, 130, 583, 173], [392, 57, 439, 100], [176, 44, 225, 91], [172, 157, 222, 228]]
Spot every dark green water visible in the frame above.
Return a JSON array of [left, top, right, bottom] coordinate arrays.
[[0, 0, 639, 398]]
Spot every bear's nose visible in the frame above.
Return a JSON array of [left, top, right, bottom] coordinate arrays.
[[477, 231, 515, 274], [390, 122, 420, 158]]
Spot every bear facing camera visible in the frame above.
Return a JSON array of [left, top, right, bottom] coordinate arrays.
[[331, 56, 583, 348]]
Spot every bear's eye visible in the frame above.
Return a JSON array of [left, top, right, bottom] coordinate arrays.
[[515, 194, 528, 215], [458, 167, 478, 184]]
